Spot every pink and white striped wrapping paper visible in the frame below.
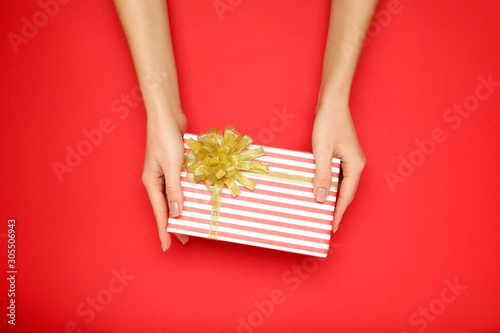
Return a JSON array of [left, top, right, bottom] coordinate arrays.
[[167, 133, 341, 258]]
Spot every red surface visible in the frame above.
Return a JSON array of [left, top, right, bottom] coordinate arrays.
[[1, 0, 499, 332]]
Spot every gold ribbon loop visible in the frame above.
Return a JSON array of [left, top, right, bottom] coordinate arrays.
[[184, 126, 269, 239]]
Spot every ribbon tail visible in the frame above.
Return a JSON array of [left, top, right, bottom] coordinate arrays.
[[208, 179, 225, 240], [235, 172, 257, 191]]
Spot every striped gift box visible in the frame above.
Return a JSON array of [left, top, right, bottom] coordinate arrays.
[[167, 133, 341, 258]]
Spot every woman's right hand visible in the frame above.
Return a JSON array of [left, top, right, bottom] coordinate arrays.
[[142, 107, 189, 251]]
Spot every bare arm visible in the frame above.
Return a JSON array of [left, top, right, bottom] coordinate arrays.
[[319, 0, 379, 102], [114, 0, 181, 114], [114, 0, 188, 251], [313, 0, 378, 232]]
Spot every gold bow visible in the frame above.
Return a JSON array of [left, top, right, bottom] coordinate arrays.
[[184, 126, 269, 239]]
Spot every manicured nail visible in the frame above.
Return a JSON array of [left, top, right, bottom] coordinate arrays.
[[176, 233, 189, 245], [171, 202, 180, 217], [333, 224, 339, 233], [316, 188, 327, 203], [161, 244, 166, 252]]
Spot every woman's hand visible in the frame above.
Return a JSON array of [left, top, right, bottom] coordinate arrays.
[[114, 0, 187, 251], [312, 0, 377, 233], [142, 108, 189, 251], [312, 102, 366, 233]]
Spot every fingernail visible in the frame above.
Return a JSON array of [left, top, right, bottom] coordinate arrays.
[[171, 202, 180, 217], [316, 188, 327, 203], [333, 224, 339, 233], [161, 244, 166, 252], [176, 234, 189, 245]]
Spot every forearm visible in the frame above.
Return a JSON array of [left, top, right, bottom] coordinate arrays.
[[319, 0, 379, 106], [113, 0, 181, 120]]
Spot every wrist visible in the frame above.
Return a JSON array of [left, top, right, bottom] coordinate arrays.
[[146, 101, 186, 131], [144, 90, 183, 117], [317, 90, 350, 114], [317, 80, 351, 109]]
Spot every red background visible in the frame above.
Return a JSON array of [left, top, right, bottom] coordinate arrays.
[[1, 0, 500, 332]]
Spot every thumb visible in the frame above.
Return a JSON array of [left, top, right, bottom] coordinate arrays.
[[313, 150, 334, 203], [163, 160, 185, 217], [163, 160, 189, 244]]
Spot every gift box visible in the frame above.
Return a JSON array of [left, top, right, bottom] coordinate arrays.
[[167, 127, 341, 258]]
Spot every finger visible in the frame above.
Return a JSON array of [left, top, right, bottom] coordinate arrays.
[[144, 179, 172, 251], [163, 160, 185, 218], [163, 159, 188, 245], [175, 233, 190, 245], [332, 163, 363, 232], [313, 148, 334, 203]]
